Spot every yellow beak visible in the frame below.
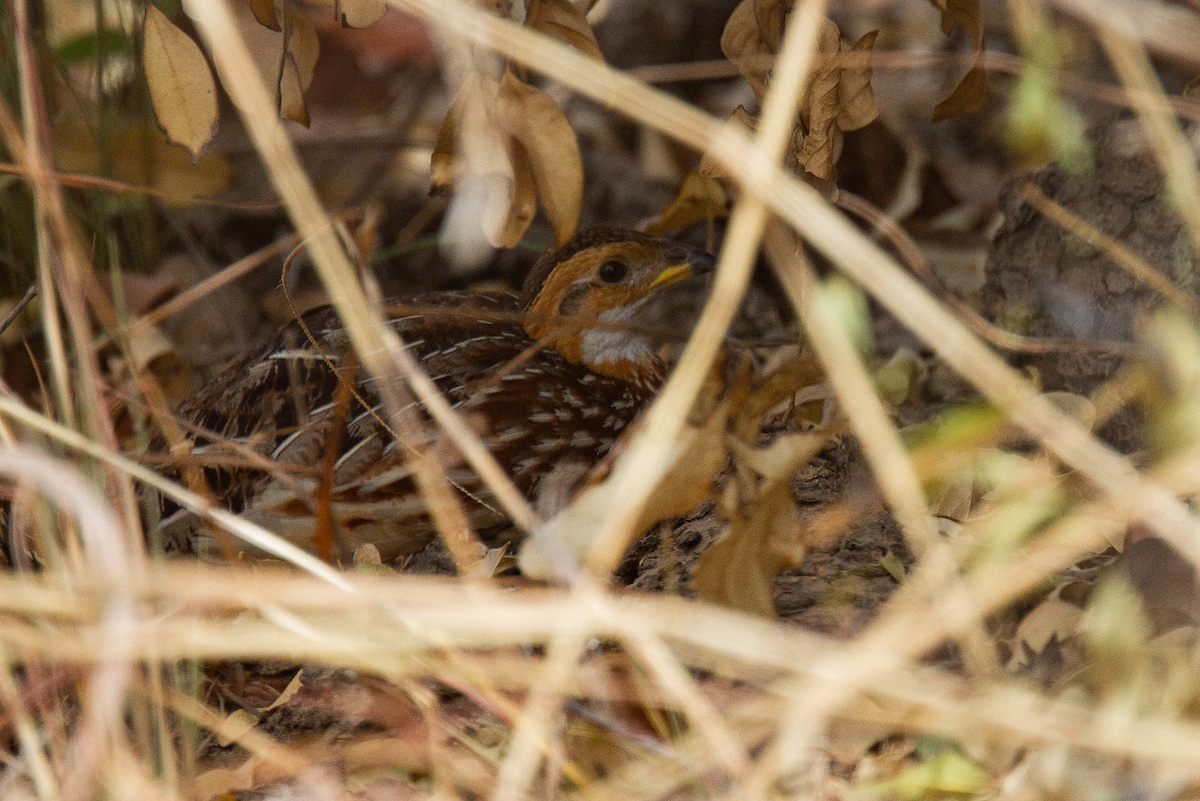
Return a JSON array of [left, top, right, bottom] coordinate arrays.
[[649, 263, 698, 289]]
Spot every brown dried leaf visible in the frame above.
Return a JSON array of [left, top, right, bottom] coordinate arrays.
[[721, 0, 771, 102], [693, 481, 804, 616], [430, 92, 464, 192], [525, 0, 603, 60], [643, 172, 728, 236], [795, 20, 878, 180], [928, 0, 987, 120], [337, 0, 387, 28], [494, 70, 582, 245], [837, 30, 879, 131], [54, 122, 232, 200], [289, 10, 320, 89], [481, 143, 538, 248], [143, 5, 218, 159], [753, 0, 784, 52], [794, 19, 843, 180], [279, 52, 310, 126], [249, 0, 281, 31], [1013, 598, 1082, 663]]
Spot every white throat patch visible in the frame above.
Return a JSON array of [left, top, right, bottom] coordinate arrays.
[[580, 304, 654, 367]]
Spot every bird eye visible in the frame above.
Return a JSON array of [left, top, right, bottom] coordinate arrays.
[[597, 260, 628, 283]]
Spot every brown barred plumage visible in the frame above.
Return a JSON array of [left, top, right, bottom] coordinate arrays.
[[156, 228, 715, 562]]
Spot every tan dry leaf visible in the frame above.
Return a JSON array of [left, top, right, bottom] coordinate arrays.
[[837, 30, 879, 130], [1013, 598, 1082, 663], [694, 481, 804, 616], [289, 10, 320, 89], [216, 708, 260, 748], [193, 758, 257, 800], [249, 0, 281, 31], [337, 0, 388, 28], [54, 122, 232, 201], [795, 21, 878, 181], [279, 52, 310, 126], [929, 0, 987, 120], [721, 0, 771, 102], [753, 0, 784, 52], [143, 5, 219, 159], [481, 143, 538, 248], [494, 70, 582, 245], [642, 172, 728, 236], [525, 0, 603, 60], [431, 93, 464, 192]]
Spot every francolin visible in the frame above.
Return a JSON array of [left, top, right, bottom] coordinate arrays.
[[157, 228, 716, 561]]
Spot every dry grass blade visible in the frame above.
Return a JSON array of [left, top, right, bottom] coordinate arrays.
[[0, 395, 353, 590], [764, 224, 936, 557]]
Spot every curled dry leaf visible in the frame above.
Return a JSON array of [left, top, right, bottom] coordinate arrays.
[[143, 5, 218, 159], [434, 71, 583, 248], [694, 428, 830, 616], [718, 4, 877, 181], [753, 0, 784, 52], [721, 0, 772, 102], [929, 0, 987, 121], [796, 22, 878, 181], [481, 143, 538, 249], [494, 70, 583, 246], [279, 52, 311, 126], [525, 0, 603, 60], [642, 172, 728, 237], [240, 4, 319, 125], [431, 93, 465, 192]]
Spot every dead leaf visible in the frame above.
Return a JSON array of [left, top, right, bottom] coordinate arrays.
[[250, 0, 281, 30], [643, 172, 728, 236], [53, 122, 233, 201], [289, 10, 320, 88], [142, 5, 218, 159], [795, 21, 879, 180], [526, 0, 603, 60], [929, 0, 987, 120], [279, 52, 310, 126], [694, 481, 804, 616], [753, 0, 784, 52], [481, 143, 538, 248], [837, 30, 879, 130], [193, 757, 257, 800], [1012, 598, 1082, 669], [431, 93, 464, 192], [216, 707, 260, 748], [494, 70, 583, 245], [721, 0, 771, 102]]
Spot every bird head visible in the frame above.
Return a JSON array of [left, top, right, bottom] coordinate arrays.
[[521, 228, 716, 387]]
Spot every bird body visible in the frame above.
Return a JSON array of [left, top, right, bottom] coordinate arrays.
[[157, 228, 714, 562]]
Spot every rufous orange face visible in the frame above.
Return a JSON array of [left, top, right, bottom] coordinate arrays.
[[524, 235, 714, 385]]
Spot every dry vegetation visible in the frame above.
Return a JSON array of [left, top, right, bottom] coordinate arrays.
[[5, 0, 1200, 798]]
